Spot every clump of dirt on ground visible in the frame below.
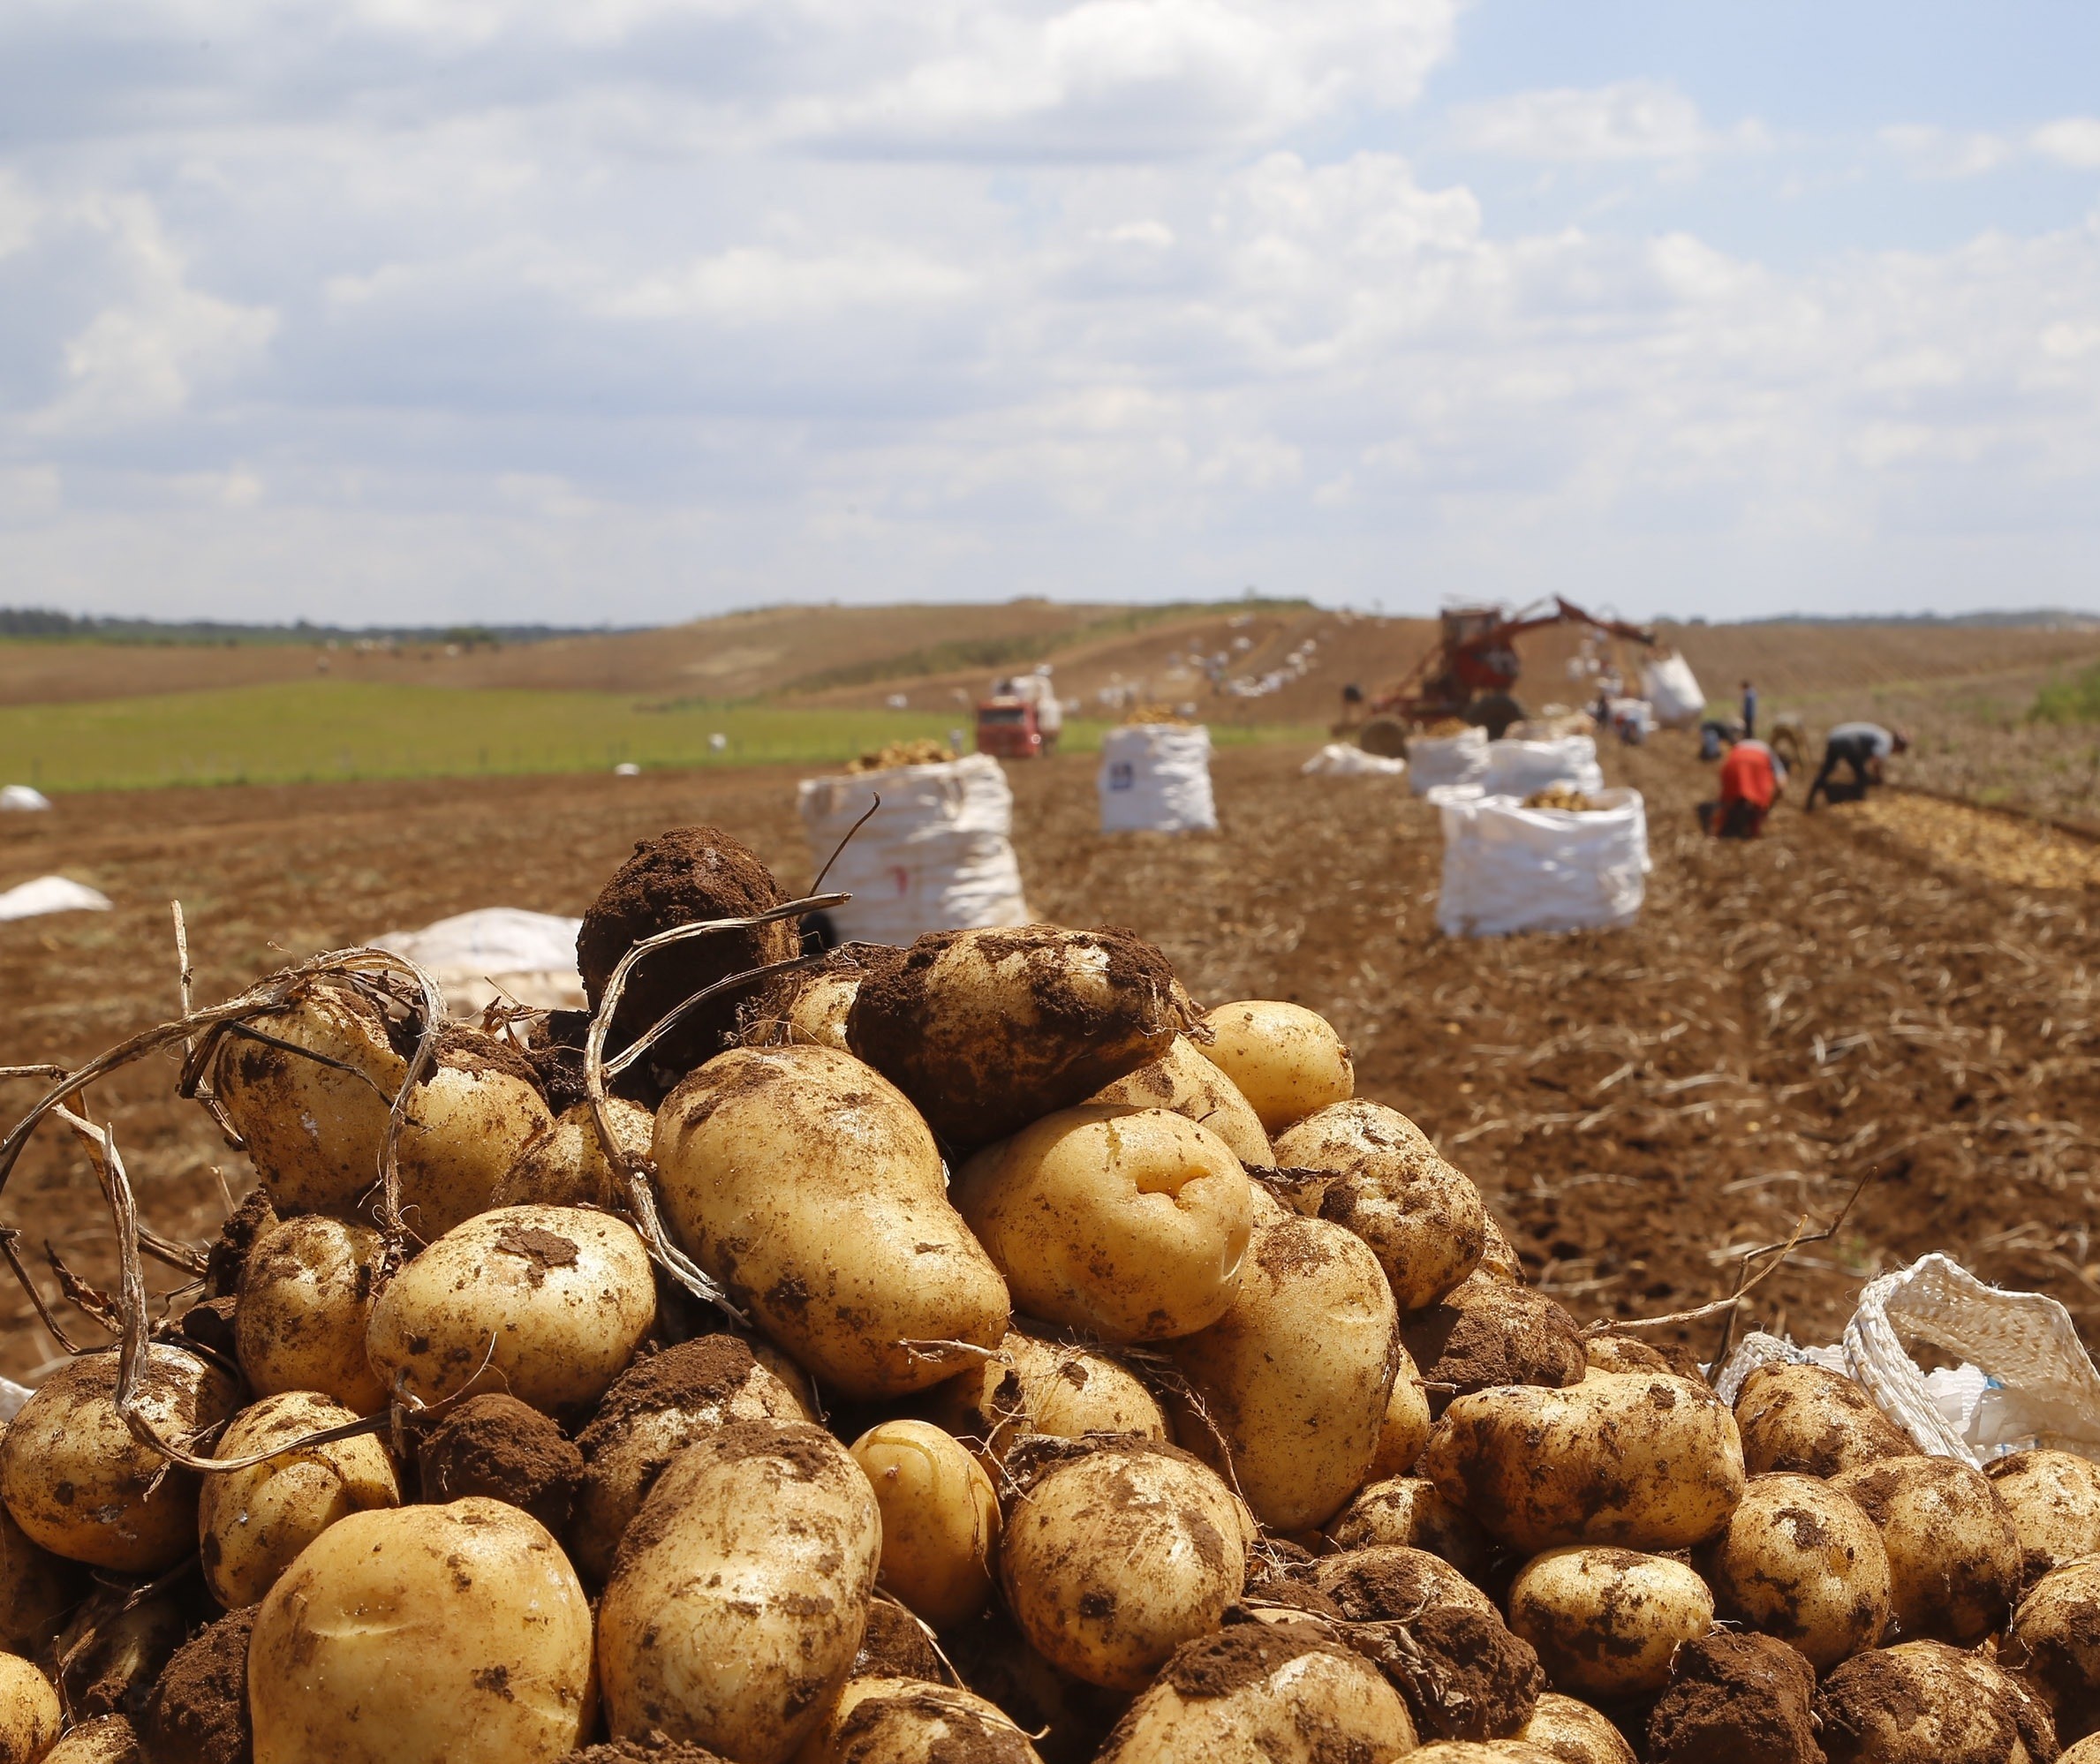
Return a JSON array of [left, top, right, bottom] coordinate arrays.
[[147, 1607, 254, 1764], [1648, 1632, 1822, 1764], [419, 1393, 585, 1534]]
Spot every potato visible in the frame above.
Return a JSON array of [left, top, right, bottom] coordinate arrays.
[[147, 1606, 255, 1764], [1583, 1336, 1673, 1376], [1987, 1450, 2100, 1586], [1000, 1436, 1246, 1691], [0, 1456, 84, 1655], [599, 1421, 881, 1761], [956, 1106, 1250, 1344], [1326, 1476, 1494, 1578], [1165, 1209, 1399, 1530], [1088, 1036, 1272, 1166], [0, 1653, 60, 1764], [1697, 1472, 1890, 1670], [945, 1608, 1130, 1764], [49, 1586, 182, 1720], [1195, 1000, 1353, 1135], [655, 1044, 1010, 1398], [783, 968, 862, 1052], [1405, 1746, 1559, 1762], [419, 1393, 582, 1536], [236, 1214, 388, 1413], [1309, 1544, 1497, 1621], [38, 1715, 139, 1764], [1424, 1372, 1745, 1555], [570, 1335, 812, 1580], [1272, 1102, 1484, 1310], [1647, 1632, 1820, 1764], [2066, 1738, 2100, 1764], [1518, 1693, 1636, 1764], [250, 1496, 594, 1764], [1401, 1272, 1587, 1413], [2006, 1557, 2100, 1744], [1733, 1363, 1918, 1479], [1367, 1345, 1432, 1479], [1094, 1622, 1416, 1764], [850, 1421, 1001, 1630], [488, 1097, 653, 1210], [1002, 1331, 1169, 1444], [366, 1203, 655, 1413], [0, 1346, 238, 1572], [198, 1391, 400, 1609], [1817, 1640, 2059, 1764], [1508, 1547, 1715, 1698], [795, 1676, 1040, 1764], [1829, 1454, 2020, 1646], [1477, 1214, 1525, 1284]]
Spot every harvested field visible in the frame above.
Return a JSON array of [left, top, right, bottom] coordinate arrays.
[[1858, 790, 2100, 892], [1, 735, 2095, 1383]]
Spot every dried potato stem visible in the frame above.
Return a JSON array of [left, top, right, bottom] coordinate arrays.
[[0, 1227, 81, 1353]]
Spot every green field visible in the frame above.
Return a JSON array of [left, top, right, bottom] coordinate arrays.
[[0, 682, 1317, 793]]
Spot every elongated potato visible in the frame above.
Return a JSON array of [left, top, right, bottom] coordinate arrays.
[[655, 1044, 1010, 1398], [0, 1653, 60, 1764], [956, 1106, 1250, 1344], [1326, 1476, 1494, 1578], [236, 1214, 388, 1413], [1424, 1372, 1746, 1555], [2006, 1557, 2100, 1744], [249, 1496, 594, 1764], [1817, 1640, 2058, 1764], [850, 1421, 1001, 1630], [1697, 1473, 1890, 1670], [1732, 1363, 1918, 1479], [489, 1097, 653, 1210], [1089, 1037, 1272, 1166], [1519, 1693, 1636, 1764], [1508, 1548, 1715, 1698], [796, 1675, 1040, 1764], [1196, 1001, 1354, 1135], [599, 1421, 881, 1761], [1829, 1454, 2020, 1646], [1166, 1209, 1399, 1530], [1987, 1450, 2100, 1586], [366, 1204, 656, 1413]]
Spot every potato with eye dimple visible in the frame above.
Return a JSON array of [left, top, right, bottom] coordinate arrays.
[[236, 1214, 389, 1414], [1193, 1001, 1354, 1136], [850, 1421, 1001, 1630], [955, 1106, 1253, 1345]]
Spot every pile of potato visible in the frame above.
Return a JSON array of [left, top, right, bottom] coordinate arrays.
[[2, 823, 2099, 1764]]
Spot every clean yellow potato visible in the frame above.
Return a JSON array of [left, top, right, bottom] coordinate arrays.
[[0, 1653, 60, 1764], [1166, 1210, 1399, 1531], [779, 968, 864, 1052], [0, 1444, 83, 1655], [598, 1421, 881, 1762], [1271, 1102, 1486, 1310], [1508, 1547, 1715, 1698], [1423, 1372, 1746, 1555], [1195, 1001, 1353, 1135], [1000, 1437, 1246, 1691], [198, 1391, 400, 1609], [1987, 1450, 2100, 1584], [955, 1105, 1251, 1344], [489, 1097, 653, 1210], [1818, 1640, 2058, 1764], [1368, 1345, 1432, 1480], [655, 1044, 1010, 1398], [236, 1214, 389, 1413], [0, 1346, 238, 1572], [2006, 1557, 2100, 1744], [1518, 1694, 1636, 1764], [1698, 1472, 1891, 1670], [1732, 1363, 1919, 1479], [366, 1203, 656, 1413], [1089, 1036, 1273, 1166], [1830, 1454, 2021, 1646], [249, 1497, 595, 1764], [794, 1676, 1040, 1764], [1325, 1476, 1495, 1578], [850, 1421, 1001, 1630]]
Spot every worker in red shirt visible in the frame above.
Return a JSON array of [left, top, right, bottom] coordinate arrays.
[[1701, 737, 1787, 838]]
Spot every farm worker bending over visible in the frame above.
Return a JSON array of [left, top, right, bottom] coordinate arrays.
[[1805, 722, 1908, 810], [1703, 738, 1785, 839]]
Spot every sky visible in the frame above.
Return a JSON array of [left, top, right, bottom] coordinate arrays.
[[3, 1, 2098, 626]]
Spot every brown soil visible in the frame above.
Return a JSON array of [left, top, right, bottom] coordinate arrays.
[[1648, 1632, 1822, 1764], [1309, 1547, 1492, 1624], [853, 1600, 943, 1684], [578, 1337, 761, 1451], [147, 1606, 254, 1764], [418, 1393, 585, 1534], [1154, 1621, 1355, 1699], [562, 1737, 729, 1764], [201, 1187, 275, 1300], [1400, 1271, 1589, 1411], [1373, 1602, 1545, 1743]]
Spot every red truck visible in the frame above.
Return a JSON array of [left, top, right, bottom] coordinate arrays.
[[974, 697, 1049, 758]]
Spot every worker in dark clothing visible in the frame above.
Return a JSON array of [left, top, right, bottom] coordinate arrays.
[[1741, 681, 1757, 739], [1805, 721, 1908, 809]]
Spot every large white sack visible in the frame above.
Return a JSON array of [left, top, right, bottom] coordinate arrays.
[[800, 752, 1030, 946], [1302, 743, 1407, 778], [0, 876, 112, 921], [1099, 725, 1218, 833], [1435, 786, 1647, 938], [1482, 735, 1605, 799], [373, 907, 586, 1015], [1641, 652, 1706, 727], [1406, 726, 1490, 795], [0, 786, 51, 812]]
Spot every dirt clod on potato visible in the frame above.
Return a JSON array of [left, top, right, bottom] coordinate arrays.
[[529, 1011, 594, 1114], [1817, 1641, 2058, 1764], [203, 1186, 276, 1299], [1157, 1622, 1365, 1699], [1647, 1632, 1823, 1764], [147, 1606, 254, 1764], [579, 1336, 761, 1444], [562, 1735, 730, 1763], [1400, 1271, 1588, 1411], [854, 1600, 945, 1684], [419, 1393, 585, 1534]]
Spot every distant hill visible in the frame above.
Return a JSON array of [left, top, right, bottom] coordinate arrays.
[[0, 608, 606, 645]]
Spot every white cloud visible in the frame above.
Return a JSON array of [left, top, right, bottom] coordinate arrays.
[[1879, 124, 2015, 179], [1447, 80, 1762, 164], [2032, 117, 2100, 170]]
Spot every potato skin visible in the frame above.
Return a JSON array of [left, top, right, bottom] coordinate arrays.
[[1519, 1693, 1636, 1764], [236, 1214, 389, 1413], [598, 1421, 881, 1762], [956, 1106, 1251, 1345], [1367, 1345, 1432, 1480], [0, 1652, 61, 1764], [850, 1421, 1001, 1630], [2006, 1557, 2100, 1744], [248, 1497, 595, 1764], [1401, 1272, 1587, 1413], [1195, 1001, 1354, 1135], [1326, 1476, 1494, 1578], [39, 1715, 142, 1763], [1697, 1473, 1890, 1671], [1817, 1640, 2058, 1764], [489, 1097, 652, 1210], [1089, 1036, 1273, 1167], [1733, 1363, 1919, 1479], [1987, 1450, 2100, 1587], [1829, 1454, 2020, 1647], [654, 1044, 1010, 1398], [1423, 1372, 1746, 1555], [795, 1676, 1040, 1764], [0, 1460, 85, 1655], [1507, 1547, 1715, 1698]]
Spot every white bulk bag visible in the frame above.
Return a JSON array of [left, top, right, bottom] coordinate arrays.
[[800, 753, 1029, 946], [1482, 735, 1605, 800], [1435, 786, 1647, 938], [1301, 743, 1407, 778], [1099, 725, 1217, 834], [373, 907, 586, 1016], [1407, 727, 1490, 795], [0, 786, 51, 812], [0, 876, 112, 922], [1641, 652, 1706, 728]]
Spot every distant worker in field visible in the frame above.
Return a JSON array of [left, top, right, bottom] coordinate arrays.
[[1700, 736, 1786, 839], [1741, 679, 1757, 739], [1805, 721, 1909, 810]]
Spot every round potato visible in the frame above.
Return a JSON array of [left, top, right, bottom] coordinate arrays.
[[1508, 1547, 1715, 1699], [366, 1203, 655, 1413], [1698, 1472, 1890, 1670], [38, 1715, 139, 1764], [1088, 1035, 1273, 1166], [782, 967, 862, 1052], [2065, 1738, 2100, 1764], [1817, 1640, 2058, 1764], [0, 1460, 84, 1655], [1195, 1001, 1353, 1135], [236, 1214, 389, 1413], [599, 1421, 881, 1760], [955, 1105, 1251, 1344], [488, 1097, 653, 1210], [1987, 1450, 2100, 1586], [0, 1346, 238, 1572], [1519, 1693, 1636, 1764], [1310, 1544, 1497, 1622], [1733, 1363, 1918, 1479], [1367, 1345, 1432, 1480], [655, 1044, 1010, 1398], [850, 1420, 1001, 1630], [1401, 1272, 1587, 1413], [1272, 1102, 1485, 1310], [1166, 1209, 1399, 1531], [1326, 1476, 1495, 1578], [796, 1675, 1040, 1764], [1000, 1436, 1246, 1691], [1830, 1454, 2020, 1647], [1002, 1331, 1170, 1443], [1405, 1747, 1560, 1762], [1424, 1372, 1746, 1555], [2006, 1557, 2100, 1744], [0, 1653, 60, 1764], [1583, 1336, 1673, 1376], [198, 1391, 400, 1609]]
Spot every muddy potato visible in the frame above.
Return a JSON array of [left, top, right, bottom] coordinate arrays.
[[783, 969, 862, 1052], [1272, 1102, 1485, 1310], [1817, 1640, 2058, 1764], [2006, 1557, 2100, 1743], [147, 1608, 254, 1764], [1406, 1747, 1559, 1762], [1401, 1272, 1587, 1413], [1733, 1363, 1919, 1479], [1309, 1544, 1497, 1622], [1003, 1331, 1170, 1443], [1698, 1473, 1891, 1670], [0, 1653, 60, 1764], [2068, 1743, 2100, 1764], [956, 1106, 1251, 1344], [250, 1496, 594, 1764], [1583, 1336, 1673, 1376], [488, 1097, 653, 1210], [1326, 1477, 1495, 1578], [1195, 1001, 1353, 1135], [1477, 1215, 1525, 1285], [847, 925, 1191, 1152], [1424, 1372, 1746, 1555], [1508, 1547, 1715, 1699], [0, 1447, 84, 1655], [1367, 1346, 1432, 1479], [39, 1718, 140, 1764], [1988, 1450, 2100, 1585], [1088, 1036, 1273, 1166], [1000, 1437, 1246, 1692], [1165, 1210, 1399, 1531], [655, 1044, 1010, 1398], [236, 1214, 388, 1413], [1647, 1632, 1820, 1764], [1518, 1693, 1636, 1764], [366, 1203, 654, 1413], [1830, 1454, 2020, 1646], [49, 1581, 184, 1721], [796, 1676, 1040, 1764], [1095, 1623, 1416, 1764], [599, 1421, 881, 1761], [198, 1391, 400, 1609], [0, 1346, 238, 1572], [850, 1421, 1001, 1630]]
